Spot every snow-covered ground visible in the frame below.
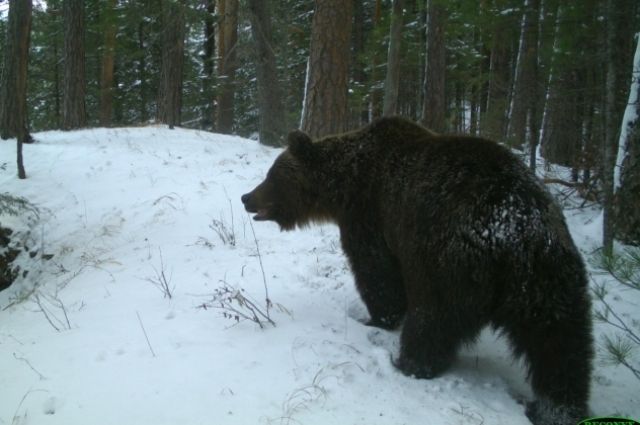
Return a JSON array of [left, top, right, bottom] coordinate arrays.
[[0, 126, 638, 424]]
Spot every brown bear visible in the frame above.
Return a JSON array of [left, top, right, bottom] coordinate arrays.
[[241, 116, 593, 425]]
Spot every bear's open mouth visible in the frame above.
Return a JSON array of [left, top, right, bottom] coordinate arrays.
[[253, 208, 269, 221]]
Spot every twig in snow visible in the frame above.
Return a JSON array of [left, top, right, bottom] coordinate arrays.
[[201, 280, 275, 329], [145, 248, 174, 299], [272, 367, 335, 425], [11, 388, 48, 425], [136, 311, 156, 358], [34, 293, 71, 332], [450, 403, 485, 425], [13, 353, 47, 380], [210, 195, 236, 246], [249, 218, 272, 318]]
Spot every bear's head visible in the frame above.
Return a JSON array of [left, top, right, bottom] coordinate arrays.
[[241, 130, 327, 231]]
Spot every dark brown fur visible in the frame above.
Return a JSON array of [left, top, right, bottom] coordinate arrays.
[[241, 116, 593, 425]]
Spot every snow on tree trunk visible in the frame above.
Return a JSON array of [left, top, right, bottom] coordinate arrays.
[[614, 33, 640, 192], [613, 32, 640, 246]]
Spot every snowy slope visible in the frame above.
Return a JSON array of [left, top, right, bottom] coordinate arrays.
[[0, 126, 638, 425]]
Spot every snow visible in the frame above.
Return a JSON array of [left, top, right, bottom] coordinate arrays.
[[1, 126, 638, 424]]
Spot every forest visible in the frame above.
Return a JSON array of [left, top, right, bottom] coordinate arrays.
[[0, 0, 639, 250]]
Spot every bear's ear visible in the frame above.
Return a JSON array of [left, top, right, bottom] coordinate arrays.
[[287, 130, 315, 162]]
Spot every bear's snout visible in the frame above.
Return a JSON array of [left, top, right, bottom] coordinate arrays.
[[241, 189, 272, 222], [241, 192, 257, 213]]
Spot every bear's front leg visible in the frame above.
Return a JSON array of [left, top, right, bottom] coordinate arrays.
[[395, 307, 483, 379], [340, 225, 406, 330]]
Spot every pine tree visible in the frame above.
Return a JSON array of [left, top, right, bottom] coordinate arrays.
[[505, 0, 540, 152], [248, 0, 286, 146], [301, 0, 353, 138], [216, 0, 239, 134], [157, 0, 186, 129], [614, 32, 640, 246], [0, 0, 33, 179], [0, 0, 33, 143], [421, 0, 445, 132], [382, 0, 404, 116], [62, 0, 87, 129], [99, 0, 117, 127]]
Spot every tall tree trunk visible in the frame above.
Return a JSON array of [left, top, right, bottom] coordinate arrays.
[[248, 0, 286, 146], [506, 0, 540, 150], [0, 0, 33, 147], [539, 5, 582, 169], [604, 0, 637, 252], [382, 0, 404, 116], [526, 0, 541, 172], [53, 18, 61, 129], [138, 20, 148, 123], [0, 0, 32, 179], [482, 2, 511, 141], [301, 0, 353, 138], [603, 1, 617, 253], [202, 0, 216, 129], [216, 0, 239, 134], [62, 0, 87, 130], [352, 0, 369, 125], [613, 32, 640, 246], [421, 0, 446, 132], [99, 0, 117, 127], [157, 0, 186, 129], [369, 0, 384, 120]]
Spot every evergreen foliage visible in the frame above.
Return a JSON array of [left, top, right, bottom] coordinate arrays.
[[0, 0, 638, 243], [592, 247, 640, 380]]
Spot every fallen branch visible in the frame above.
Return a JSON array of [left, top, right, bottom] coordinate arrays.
[[542, 178, 581, 188]]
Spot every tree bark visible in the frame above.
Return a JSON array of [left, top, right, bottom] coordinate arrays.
[[506, 0, 540, 150], [202, 0, 216, 129], [0, 0, 33, 147], [99, 0, 117, 127], [603, 1, 617, 253], [62, 0, 87, 130], [369, 0, 384, 120], [603, 0, 635, 252], [248, 0, 286, 146], [138, 20, 148, 123], [421, 0, 446, 132], [216, 0, 239, 134], [53, 15, 61, 129], [352, 0, 369, 125], [482, 5, 511, 141], [382, 0, 404, 116], [157, 0, 186, 129], [539, 5, 584, 169], [301, 0, 353, 138]]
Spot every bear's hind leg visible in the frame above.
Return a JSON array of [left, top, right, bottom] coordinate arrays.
[[505, 316, 593, 425]]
